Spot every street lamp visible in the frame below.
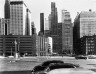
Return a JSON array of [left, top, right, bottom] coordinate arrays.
[[14, 40, 18, 58]]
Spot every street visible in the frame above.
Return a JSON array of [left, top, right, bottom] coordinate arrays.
[[0, 56, 96, 74]]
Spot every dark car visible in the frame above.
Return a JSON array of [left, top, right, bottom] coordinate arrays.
[[31, 65, 45, 74], [32, 60, 64, 74], [75, 55, 88, 59]]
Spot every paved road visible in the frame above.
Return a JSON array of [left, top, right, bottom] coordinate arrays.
[[0, 56, 96, 74]]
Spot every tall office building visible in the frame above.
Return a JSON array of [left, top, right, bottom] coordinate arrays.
[[49, 2, 58, 53], [74, 10, 96, 38], [44, 14, 51, 37], [44, 18, 49, 30], [48, 14, 51, 30], [51, 2, 58, 35], [57, 23, 62, 54], [74, 10, 96, 55], [40, 13, 44, 34], [62, 10, 73, 54], [4, 0, 10, 19], [4, 0, 10, 35], [9, 0, 31, 35], [25, 9, 31, 35], [0, 18, 5, 35], [31, 22, 36, 35]]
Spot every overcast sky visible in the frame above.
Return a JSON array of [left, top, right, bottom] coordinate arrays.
[[0, 0, 96, 33]]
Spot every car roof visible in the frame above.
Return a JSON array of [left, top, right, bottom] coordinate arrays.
[[41, 60, 64, 66], [43, 60, 64, 63], [48, 63, 77, 70], [48, 68, 95, 74]]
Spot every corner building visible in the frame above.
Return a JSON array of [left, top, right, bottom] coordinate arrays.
[[74, 10, 96, 55], [9, 0, 31, 35]]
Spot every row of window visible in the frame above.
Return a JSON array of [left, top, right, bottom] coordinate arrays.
[[40, 52, 46, 56]]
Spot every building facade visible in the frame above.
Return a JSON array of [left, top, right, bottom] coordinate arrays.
[[44, 18, 49, 30], [57, 23, 62, 54], [40, 13, 44, 34], [62, 10, 73, 55], [80, 36, 96, 55], [0, 18, 5, 35], [51, 2, 58, 35], [0, 35, 35, 56], [31, 22, 36, 35], [0, 34, 50, 56], [9, 0, 31, 35], [25, 8, 31, 35], [4, 0, 10, 35], [74, 10, 96, 55], [37, 36, 49, 56]]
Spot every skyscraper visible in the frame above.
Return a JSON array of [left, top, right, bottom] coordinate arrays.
[[44, 18, 49, 30], [4, 0, 10, 35], [25, 9, 31, 35], [51, 2, 58, 35], [74, 10, 96, 55], [74, 10, 96, 38], [40, 13, 44, 34], [49, 2, 58, 53], [4, 0, 10, 19], [62, 10, 73, 54], [9, 0, 31, 35], [48, 14, 51, 30], [31, 22, 36, 35]]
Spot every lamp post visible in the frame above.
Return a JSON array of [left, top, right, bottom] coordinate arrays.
[[14, 40, 17, 58], [18, 41, 20, 57]]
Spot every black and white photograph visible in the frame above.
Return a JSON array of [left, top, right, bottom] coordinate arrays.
[[0, 0, 96, 74]]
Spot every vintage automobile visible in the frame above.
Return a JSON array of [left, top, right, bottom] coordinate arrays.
[[75, 55, 88, 59], [32, 61, 80, 74], [32, 60, 64, 74]]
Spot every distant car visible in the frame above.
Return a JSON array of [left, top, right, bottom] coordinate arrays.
[[88, 55, 96, 59], [48, 68, 96, 74], [8, 56, 14, 58], [36, 63, 81, 74], [32, 60, 64, 74], [75, 55, 88, 59]]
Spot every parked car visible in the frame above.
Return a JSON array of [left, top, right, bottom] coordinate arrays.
[[32, 60, 80, 74], [75, 55, 88, 59], [32, 60, 64, 74], [88, 55, 96, 59], [31, 65, 45, 74], [8, 56, 14, 58], [40, 60, 64, 67]]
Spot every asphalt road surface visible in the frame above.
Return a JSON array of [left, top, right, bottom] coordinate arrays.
[[0, 56, 96, 74]]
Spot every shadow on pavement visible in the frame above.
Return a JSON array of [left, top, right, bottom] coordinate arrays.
[[0, 70, 32, 74]]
